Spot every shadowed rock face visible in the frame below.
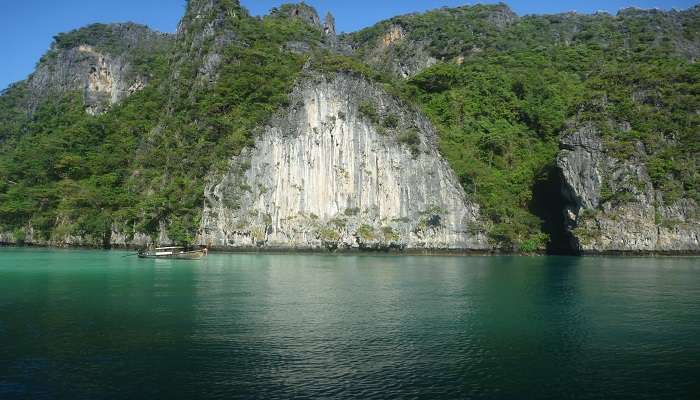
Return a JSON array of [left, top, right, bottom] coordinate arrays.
[[29, 44, 137, 115], [557, 123, 700, 253], [200, 73, 489, 250]]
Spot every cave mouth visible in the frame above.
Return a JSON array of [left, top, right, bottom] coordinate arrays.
[[530, 163, 580, 256]]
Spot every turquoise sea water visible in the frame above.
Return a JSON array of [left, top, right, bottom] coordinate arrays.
[[0, 249, 699, 399]]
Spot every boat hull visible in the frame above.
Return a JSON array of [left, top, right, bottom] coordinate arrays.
[[137, 250, 205, 260]]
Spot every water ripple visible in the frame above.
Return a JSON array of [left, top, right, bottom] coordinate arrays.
[[0, 251, 699, 399]]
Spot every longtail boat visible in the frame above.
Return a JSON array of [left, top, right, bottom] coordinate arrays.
[[137, 247, 207, 260]]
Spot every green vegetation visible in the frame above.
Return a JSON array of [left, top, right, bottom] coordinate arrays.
[[402, 50, 579, 248], [383, 10, 697, 249], [348, 3, 699, 67], [344, 207, 360, 216], [0, 4, 319, 246], [319, 226, 341, 242], [358, 100, 380, 124], [0, 75, 168, 244], [358, 224, 376, 241], [381, 226, 399, 242], [397, 129, 421, 156], [53, 23, 143, 52], [382, 114, 399, 129], [590, 59, 700, 204], [345, 4, 698, 248], [311, 53, 382, 80], [0, 82, 29, 143]]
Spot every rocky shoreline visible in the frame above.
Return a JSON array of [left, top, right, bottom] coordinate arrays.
[[3, 241, 699, 257]]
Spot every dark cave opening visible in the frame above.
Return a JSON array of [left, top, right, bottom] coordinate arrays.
[[531, 163, 580, 255]]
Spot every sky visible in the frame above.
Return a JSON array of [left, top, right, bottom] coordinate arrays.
[[0, 0, 697, 90]]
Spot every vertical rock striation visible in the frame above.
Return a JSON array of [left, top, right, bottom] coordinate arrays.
[[200, 73, 489, 250], [557, 122, 700, 253]]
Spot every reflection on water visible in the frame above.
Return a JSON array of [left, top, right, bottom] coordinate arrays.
[[1, 250, 699, 399]]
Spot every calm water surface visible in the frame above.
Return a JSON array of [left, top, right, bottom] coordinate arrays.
[[0, 249, 698, 399]]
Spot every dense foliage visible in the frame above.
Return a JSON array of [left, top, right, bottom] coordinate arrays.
[[0, 4, 319, 245], [401, 44, 698, 249], [403, 49, 582, 249], [347, 3, 700, 64]]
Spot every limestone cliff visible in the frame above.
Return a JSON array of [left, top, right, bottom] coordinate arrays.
[[557, 123, 700, 254], [356, 24, 438, 79], [27, 23, 171, 114], [200, 73, 489, 250]]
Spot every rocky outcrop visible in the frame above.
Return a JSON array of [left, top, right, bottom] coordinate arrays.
[[199, 73, 489, 250], [271, 3, 321, 26], [0, 222, 171, 248], [26, 23, 171, 114], [484, 3, 519, 28], [557, 122, 700, 253], [324, 12, 336, 36], [358, 24, 437, 79], [271, 4, 344, 53], [174, 0, 241, 87], [3, 2, 698, 255]]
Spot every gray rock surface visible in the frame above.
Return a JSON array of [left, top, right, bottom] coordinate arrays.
[[26, 23, 171, 114], [557, 122, 700, 253], [362, 25, 437, 79], [271, 3, 321, 26], [0, 224, 166, 249], [199, 73, 489, 250], [324, 12, 337, 36], [270, 4, 345, 52], [175, 0, 240, 87]]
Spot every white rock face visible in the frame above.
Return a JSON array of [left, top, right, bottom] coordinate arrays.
[[199, 73, 489, 250], [80, 46, 120, 114]]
